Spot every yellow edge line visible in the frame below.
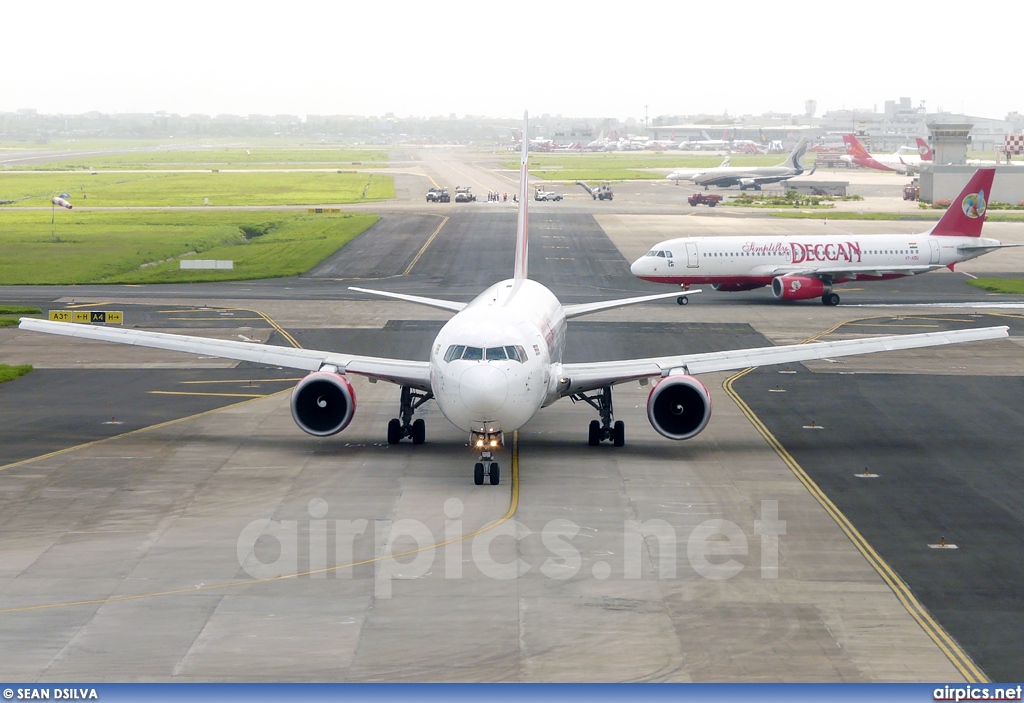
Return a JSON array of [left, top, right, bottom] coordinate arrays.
[[63, 301, 113, 309], [0, 430, 520, 615], [722, 314, 991, 683], [179, 378, 302, 385], [403, 215, 448, 276], [149, 391, 266, 398], [0, 391, 286, 475]]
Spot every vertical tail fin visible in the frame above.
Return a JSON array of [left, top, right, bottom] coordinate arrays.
[[514, 111, 530, 280], [781, 138, 808, 170], [916, 137, 934, 161], [843, 134, 871, 159], [930, 168, 994, 238]]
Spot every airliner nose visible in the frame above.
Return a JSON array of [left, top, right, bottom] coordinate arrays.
[[630, 257, 643, 276], [459, 364, 508, 416]]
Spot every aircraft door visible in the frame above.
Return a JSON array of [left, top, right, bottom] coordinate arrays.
[[686, 242, 700, 268], [929, 239, 940, 264]]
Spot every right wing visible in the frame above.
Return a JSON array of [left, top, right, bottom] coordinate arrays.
[[18, 318, 433, 391], [558, 326, 1008, 396], [348, 286, 466, 313]]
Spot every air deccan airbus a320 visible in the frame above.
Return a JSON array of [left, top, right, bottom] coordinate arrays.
[[20, 115, 1009, 485], [632, 168, 1016, 306]]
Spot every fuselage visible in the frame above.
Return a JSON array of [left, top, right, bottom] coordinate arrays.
[[428, 278, 564, 435], [630, 233, 1002, 287]]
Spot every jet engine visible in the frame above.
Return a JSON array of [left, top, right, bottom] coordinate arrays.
[[646, 375, 712, 441], [738, 179, 757, 190], [290, 371, 356, 437], [712, 282, 766, 292], [771, 275, 827, 301]]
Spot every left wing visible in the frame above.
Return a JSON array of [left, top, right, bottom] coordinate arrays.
[[557, 326, 1008, 395], [564, 290, 701, 319], [18, 318, 433, 391]]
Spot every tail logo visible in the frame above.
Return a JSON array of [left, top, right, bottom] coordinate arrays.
[[919, 144, 929, 156], [845, 142, 854, 153], [962, 190, 987, 219]]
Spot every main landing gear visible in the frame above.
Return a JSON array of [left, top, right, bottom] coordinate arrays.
[[471, 430, 503, 485], [821, 292, 840, 306], [573, 386, 625, 447], [386, 386, 433, 445]]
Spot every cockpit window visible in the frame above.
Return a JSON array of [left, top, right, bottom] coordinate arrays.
[[656, 251, 666, 258], [646, 250, 658, 257], [664, 250, 673, 258], [444, 345, 466, 362], [444, 344, 527, 363]]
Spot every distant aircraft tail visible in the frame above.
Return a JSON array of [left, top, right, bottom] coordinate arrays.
[[781, 138, 809, 171], [701, 130, 712, 141], [916, 137, 934, 161], [843, 134, 871, 159], [930, 168, 994, 238], [514, 111, 530, 280]]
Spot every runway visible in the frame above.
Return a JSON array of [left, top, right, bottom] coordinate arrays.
[[1, 202, 1023, 680]]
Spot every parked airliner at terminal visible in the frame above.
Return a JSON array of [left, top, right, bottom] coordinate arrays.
[[19, 120, 1009, 485], [633, 169, 1015, 305]]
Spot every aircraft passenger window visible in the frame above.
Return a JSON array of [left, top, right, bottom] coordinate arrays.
[[463, 346, 483, 361], [444, 345, 466, 362], [657, 251, 666, 258], [486, 347, 507, 361]]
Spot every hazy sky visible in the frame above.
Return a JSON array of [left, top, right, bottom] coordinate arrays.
[[3, 0, 1017, 121]]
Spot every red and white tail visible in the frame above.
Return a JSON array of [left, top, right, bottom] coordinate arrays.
[[916, 137, 934, 161], [514, 111, 530, 280], [843, 134, 871, 159], [930, 168, 995, 238]]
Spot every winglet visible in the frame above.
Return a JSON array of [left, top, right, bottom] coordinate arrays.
[[514, 111, 530, 280], [930, 168, 995, 238]]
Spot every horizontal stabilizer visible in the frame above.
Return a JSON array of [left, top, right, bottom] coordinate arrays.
[[563, 290, 701, 319], [348, 286, 466, 313]]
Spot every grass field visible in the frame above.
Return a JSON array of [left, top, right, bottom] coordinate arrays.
[[0, 364, 32, 383], [0, 171, 395, 207], [968, 277, 1024, 294], [506, 152, 799, 181], [0, 210, 378, 284], [10, 147, 390, 171]]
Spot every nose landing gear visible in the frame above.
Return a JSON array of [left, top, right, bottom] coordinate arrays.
[[471, 430, 503, 485]]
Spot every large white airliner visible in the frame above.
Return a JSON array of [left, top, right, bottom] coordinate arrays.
[[632, 168, 1016, 306], [19, 116, 1009, 485]]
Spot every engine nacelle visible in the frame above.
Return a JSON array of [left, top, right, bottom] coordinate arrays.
[[647, 375, 712, 441], [290, 371, 356, 437], [771, 275, 827, 301], [738, 178, 757, 189], [712, 282, 766, 292]]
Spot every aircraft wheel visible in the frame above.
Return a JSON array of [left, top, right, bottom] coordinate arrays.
[[489, 462, 500, 486], [411, 419, 425, 445], [588, 420, 601, 446], [677, 296, 688, 306], [474, 463, 485, 486], [613, 420, 625, 447], [387, 419, 402, 444], [822, 292, 840, 306]]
